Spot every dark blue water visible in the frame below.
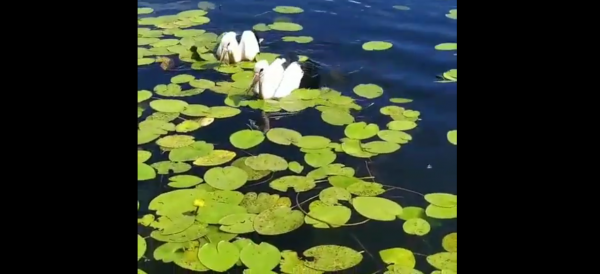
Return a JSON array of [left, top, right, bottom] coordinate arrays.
[[138, 0, 456, 273]]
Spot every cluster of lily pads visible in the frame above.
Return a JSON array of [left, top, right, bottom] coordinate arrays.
[[138, 2, 457, 274]]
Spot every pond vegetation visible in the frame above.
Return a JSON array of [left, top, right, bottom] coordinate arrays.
[[138, 2, 457, 273]]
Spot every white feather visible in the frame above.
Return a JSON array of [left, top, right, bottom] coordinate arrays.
[[239, 30, 260, 61], [253, 60, 270, 95], [216, 32, 237, 60], [258, 58, 285, 99], [274, 62, 304, 98]]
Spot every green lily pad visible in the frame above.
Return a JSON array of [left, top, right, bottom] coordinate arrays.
[[442, 232, 457, 252], [240, 242, 281, 271], [425, 193, 457, 207], [253, 207, 304, 235], [153, 242, 188, 262], [303, 245, 363, 271], [245, 153, 288, 171], [435, 43, 457, 51], [206, 106, 241, 118], [270, 175, 316, 192], [362, 141, 400, 154], [156, 135, 195, 148], [150, 99, 189, 112], [168, 175, 203, 188], [397, 206, 426, 221], [138, 234, 146, 260], [377, 130, 412, 144], [171, 74, 195, 84], [344, 122, 379, 140], [169, 141, 214, 162], [304, 150, 336, 168], [425, 204, 457, 219], [305, 204, 352, 228], [138, 90, 153, 103], [347, 181, 385, 196], [204, 166, 248, 190], [352, 196, 403, 221], [193, 150, 236, 166], [280, 250, 323, 274], [446, 9, 457, 20], [230, 130, 265, 149], [387, 120, 417, 131], [295, 135, 331, 149], [138, 150, 152, 163], [402, 218, 431, 236], [151, 161, 192, 175], [240, 192, 281, 214], [175, 120, 201, 133], [253, 23, 271, 31], [138, 7, 154, 14], [273, 6, 304, 13], [138, 58, 156, 65], [138, 163, 156, 181], [232, 157, 271, 181], [319, 187, 351, 205], [196, 203, 247, 224], [362, 41, 393, 51], [353, 84, 384, 99], [152, 39, 180, 48], [379, 247, 416, 268], [282, 36, 313, 43], [321, 110, 354, 126], [198, 241, 240, 272], [268, 22, 303, 31], [219, 213, 257, 233], [266, 128, 302, 145], [426, 252, 457, 272], [151, 222, 209, 242], [390, 98, 413, 103], [447, 130, 457, 145], [288, 161, 304, 174]]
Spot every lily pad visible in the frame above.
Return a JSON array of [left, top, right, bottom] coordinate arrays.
[[344, 122, 379, 140], [442, 232, 457, 252], [280, 250, 323, 274], [319, 187, 351, 205], [138, 163, 156, 181], [447, 130, 457, 145], [288, 161, 304, 174], [377, 130, 412, 144], [353, 84, 383, 99], [266, 128, 302, 145], [193, 150, 236, 166], [305, 205, 351, 228], [379, 247, 416, 268], [230, 129, 265, 149], [304, 150, 336, 168], [268, 22, 303, 31], [303, 245, 363, 271], [273, 6, 304, 13], [253, 23, 271, 31], [425, 193, 457, 207], [245, 153, 288, 171], [169, 141, 214, 162], [362, 141, 400, 154], [402, 218, 431, 236], [362, 41, 393, 51], [426, 252, 457, 272], [138, 90, 153, 103], [352, 196, 403, 221], [168, 175, 203, 188], [150, 99, 189, 112], [295, 135, 331, 149], [151, 161, 192, 175], [387, 120, 417, 131], [435, 43, 457, 51], [240, 242, 281, 271], [253, 207, 304, 235], [156, 135, 195, 148], [198, 241, 240, 272], [171, 74, 195, 84], [232, 157, 271, 181], [425, 204, 457, 219], [218, 213, 257, 233], [204, 166, 248, 190], [282, 36, 313, 43], [390, 98, 413, 103], [270, 175, 316, 192], [321, 109, 355, 126], [175, 120, 201, 132], [138, 234, 146, 260]]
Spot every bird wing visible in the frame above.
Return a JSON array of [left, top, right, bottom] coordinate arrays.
[[274, 62, 304, 98]]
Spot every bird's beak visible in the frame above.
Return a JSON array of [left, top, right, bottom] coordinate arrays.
[[219, 49, 228, 65], [247, 72, 259, 95]]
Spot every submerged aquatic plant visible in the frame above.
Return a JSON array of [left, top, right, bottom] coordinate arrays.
[[138, 1, 457, 274]]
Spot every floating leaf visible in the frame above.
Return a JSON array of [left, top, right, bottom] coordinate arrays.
[[341, 139, 375, 158], [232, 157, 271, 181], [150, 99, 189, 112], [362, 141, 400, 154], [377, 130, 412, 144], [270, 175, 316, 192], [362, 41, 393, 51], [151, 161, 192, 175], [138, 163, 156, 181], [151, 222, 209, 242], [390, 98, 413, 103], [253, 23, 270, 31], [138, 90, 153, 103], [303, 245, 363, 271], [288, 161, 304, 174], [352, 197, 402, 221], [138, 58, 155, 65], [153, 242, 188, 262], [321, 109, 355, 126], [273, 6, 304, 13], [442, 232, 457, 252], [280, 250, 323, 274], [387, 120, 417, 131], [347, 181, 385, 196], [282, 36, 313, 43], [168, 175, 203, 188], [353, 84, 383, 99], [435, 43, 457, 51], [305, 204, 351, 228], [253, 207, 304, 235], [138, 7, 154, 14], [426, 252, 457, 272], [240, 242, 281, 271], [268, 22, 303, 31], [198, 241, 240, 272], [206, 106, 241, 118], [175, 120, 201, 132], [266, 128, 302, 145], [198, 1, 216, 10], [446, 9, 457, 20], [402, 218, 431, 236], [344, 122, 379, 140], [425, 193, 457, 207], [193, 150, 236, 166], [319, 187, 351, 205], [397, 206, 426, 220], [171, 74, 195, 84], [379, 247, 416, 268], [295, 136, 331, 149], [196, 203, 247, 224], [169, 141, 214, 162], [230, 130, 265, 149], [156, 135, 195, 148], [240, 192, 281, 214], [219, 213, 257, 233], [447, 130, 457, 145], [204, 166, 248, 190], [304, 150, 336, 168], [425, 204, 457, 219], [245, 153, 288, 171], [138, 234, 146, 260]]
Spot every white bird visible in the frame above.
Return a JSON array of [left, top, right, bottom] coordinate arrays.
[[251, 54, 321, 99], [216, 30, 261, 64]]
